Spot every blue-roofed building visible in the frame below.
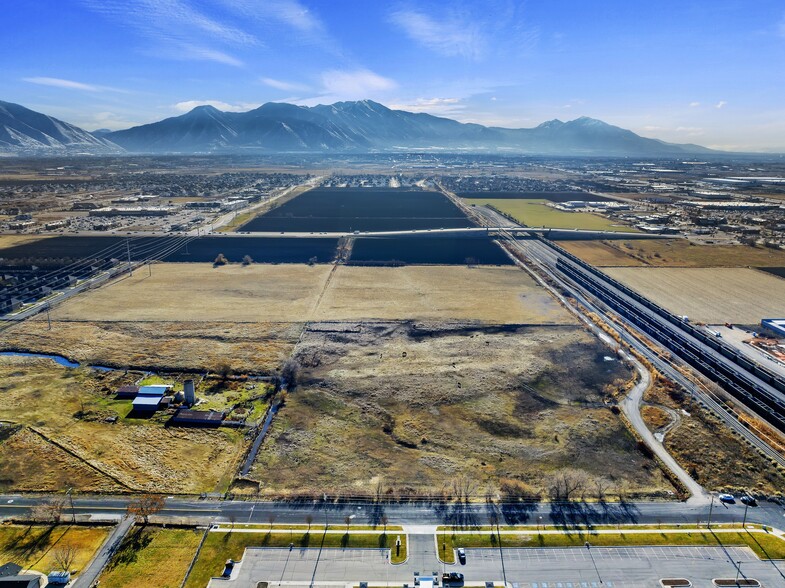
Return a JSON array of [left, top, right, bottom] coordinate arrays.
[[762, 319, 785, 339], [132, 384, 171, 412]]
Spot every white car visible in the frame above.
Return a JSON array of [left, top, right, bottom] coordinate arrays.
[[718, 493, 735, 504]]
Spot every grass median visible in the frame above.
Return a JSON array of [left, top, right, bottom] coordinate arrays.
[[439, 528, 785, 564]]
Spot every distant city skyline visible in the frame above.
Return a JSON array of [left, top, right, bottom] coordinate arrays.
[[3, 0, 785, 152]]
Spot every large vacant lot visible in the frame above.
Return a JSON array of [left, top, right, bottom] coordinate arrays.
[[49, 263, 572, 325], [465, 198, 636, 232], [560, 239, 785, 268], [4, 263, 573, 371], [250, 322, 672, 498], [604, 267, 785, 324], [240, 187, 472, 232]]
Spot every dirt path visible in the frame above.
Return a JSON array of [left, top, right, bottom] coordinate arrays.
[[619, 350, 709, 505]]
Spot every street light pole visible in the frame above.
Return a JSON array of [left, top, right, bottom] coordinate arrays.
[[707, 495, 715, 529], [585, 542, 603, 585], [735, 560, 743, 584]]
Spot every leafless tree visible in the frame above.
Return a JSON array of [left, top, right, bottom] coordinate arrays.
[[344, 515, 352, 531], [267, 514, 276, 530], [548, 471, 587, 502], [126, 495, 165, 524], [305, 514, 313, 532], [242, 255, 253, 266], [380, 515, 389, 532], [32, 496, 66, 523], [53, 543, 78, 572]]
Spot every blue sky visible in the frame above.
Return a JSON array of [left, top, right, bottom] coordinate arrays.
[[3, 0, 785, 151]]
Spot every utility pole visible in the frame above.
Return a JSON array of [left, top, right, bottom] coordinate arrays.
[[148, 261, 152, 277], [46, 303, 51, 330], [707, 494, 715, 529], [742, 498, 750, 528], [126, 238, 133, 276], [66, 487, 75, 523]]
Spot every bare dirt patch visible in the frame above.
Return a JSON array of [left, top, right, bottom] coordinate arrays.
[[603, 267, 785, 324], [249, 322, 672, 498]]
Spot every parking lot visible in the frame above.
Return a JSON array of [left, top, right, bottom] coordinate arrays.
[[208, 536, 785, 588]]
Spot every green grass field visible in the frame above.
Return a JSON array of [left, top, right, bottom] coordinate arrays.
[[0, 524, 110, 575], [466, 198, 637, 232], [439, 529, 785, 563], [99, 527, 204, 588], [185, 530, 407, 588]]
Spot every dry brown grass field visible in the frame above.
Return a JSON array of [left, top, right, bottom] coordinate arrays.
[[560, 239, 785, 268], [312, 266, 573, 324], [49, 263, 571, 325], [603, 267, 785, 324], [249, 322, 672, 498], [53, 263, 334, 322], [0, 356, 247, 493], [644, 378, 785, 494], [2, 320, 301, 373], [0, 234, 51, 249], [0, 524, 110, 575]]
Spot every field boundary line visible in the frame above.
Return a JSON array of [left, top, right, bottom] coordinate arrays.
[[26, 425, 137, 491], [180, 525, 211, 588]]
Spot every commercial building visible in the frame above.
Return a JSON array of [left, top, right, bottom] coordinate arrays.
[[89, 206, 173, 217], [762, 318, 785, 339]]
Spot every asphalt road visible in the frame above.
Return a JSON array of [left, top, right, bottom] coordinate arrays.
[[1, 495, 783, 530]]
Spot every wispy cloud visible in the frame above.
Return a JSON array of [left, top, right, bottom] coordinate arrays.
[[389, 8, 486, 59], [80, 0, 256, 66], [173, 100, 260, 113], [23, 76, 128, 93], [388, 97, 464, 117], [261, 77, 311, 93], [320, 69, 397, 97], [220, 0, 323, 33], [23, 77, 99, 91], [716, 100, 728, 109], [389, 2, 538, 61], [689, 101, 701, 107]]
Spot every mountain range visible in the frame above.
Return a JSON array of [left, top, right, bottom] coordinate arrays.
[[0, 99, 715, 157]]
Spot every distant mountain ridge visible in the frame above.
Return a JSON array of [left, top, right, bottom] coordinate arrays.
[[0, 100, 121, 155], [0, 98, 715, 156]]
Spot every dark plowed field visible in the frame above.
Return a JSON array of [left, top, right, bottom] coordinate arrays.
[[240, 187, 472, 232], [348, 237, 512, 265], [757, 267, 785, 280], [458, 191, 609, 202], [0, 236, 339, 264]]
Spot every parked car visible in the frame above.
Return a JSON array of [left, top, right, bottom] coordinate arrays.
[[442, 572, 464, 586], [457, 547, 466, 564], [740, 495, 758, 507], [719, 493, 736, 504]]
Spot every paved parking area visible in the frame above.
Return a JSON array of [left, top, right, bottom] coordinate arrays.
[[208, 541, 785, 588]]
